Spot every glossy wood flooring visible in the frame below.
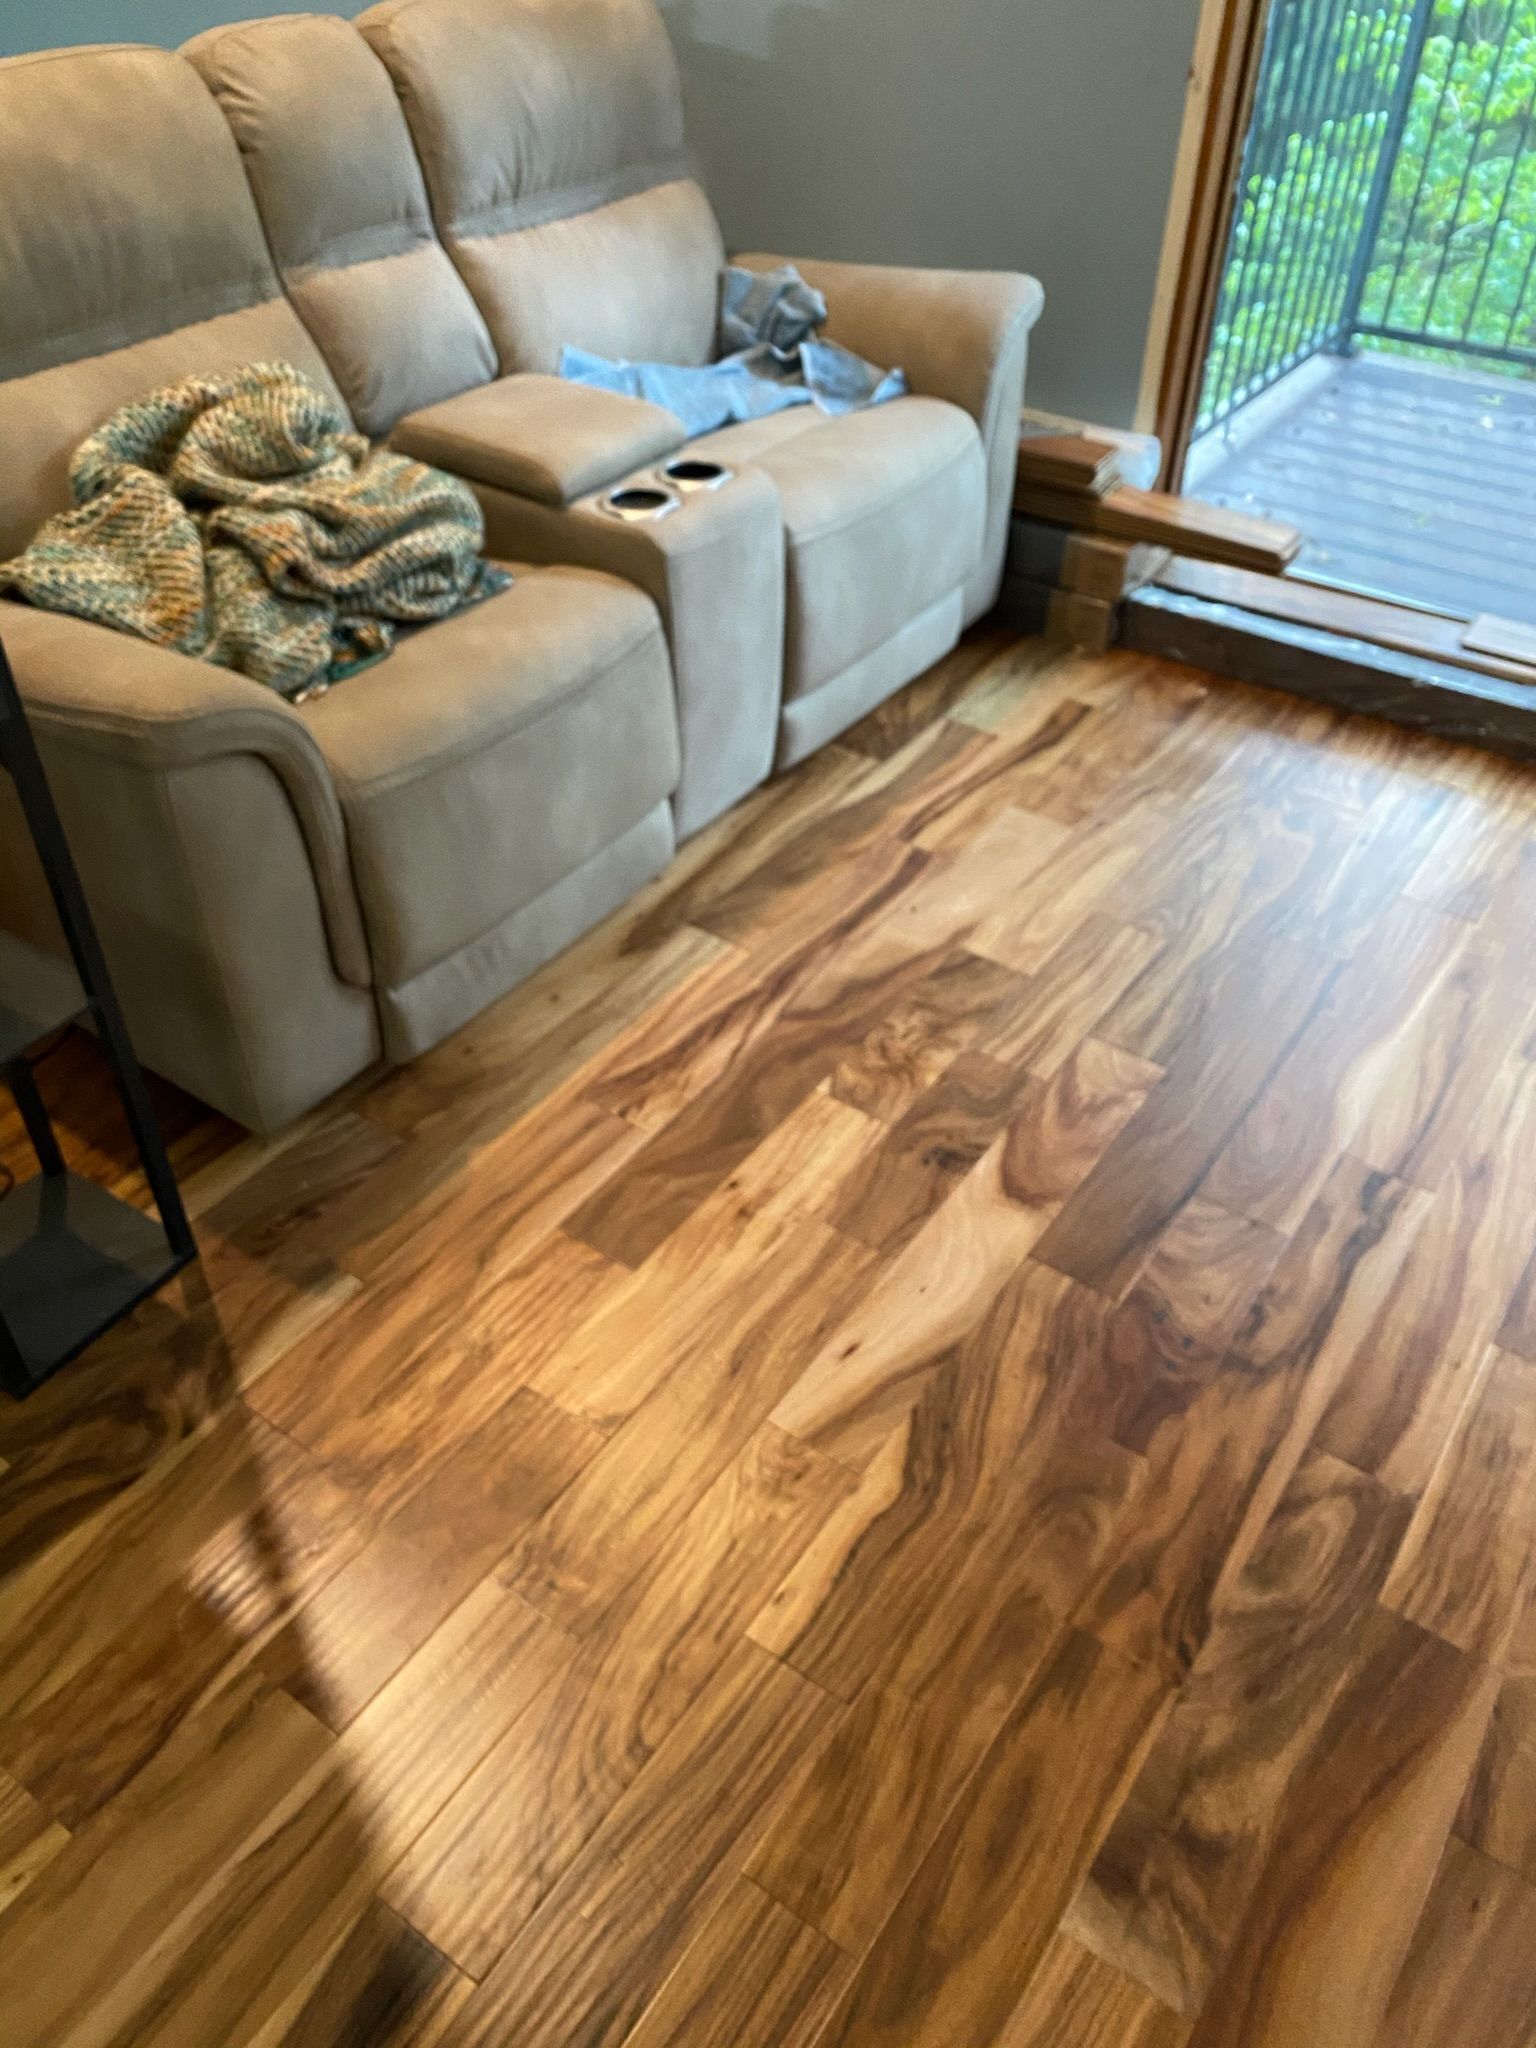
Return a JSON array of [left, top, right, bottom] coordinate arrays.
[[4, 630, 1536, 2046]]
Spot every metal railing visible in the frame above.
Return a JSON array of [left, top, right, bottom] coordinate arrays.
[[1198, 0, 1536, 434]]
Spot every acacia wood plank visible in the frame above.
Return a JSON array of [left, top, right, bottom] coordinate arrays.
[[610, 739, 880, 954], [747, 1677, 1006, 1955], [749, 1261, 1070, 1697], [249, 1223, 616, 1516], [1036, 929, 1336, 1301], [253, 1388, 603, 1732], [772, 1038, 1160, 1468], [256, 1898, 474, 2048], [1102, 1194, 1288, 1453], [1198, 893, 1465, 1236], [875, 805, 1069, 951], [577, 837, 936, 1133], [690, 720, 986, 945], [530, 1092, 881, 1430], [503, 1228, 876, 1635], [78, 1582, 571, 2048], [1088, 739, 1363, 1066], [0, 1407, 366, 1755], [747, 1372, 1143, 1961], [1458, 1673, 1536, 1883], [358, 737, 908, 1144], [837, 627, 1021, 759], [824, 946, 1025, 1122], [903, 698, 1100, 853], [1080, 1157, 1429, 1677], [1001, 668, 1207, 828], [322, 1082, 644, 1292], [1292, 772, 1460, 960], [0, 1767, 68, 1917], [1352, 922, 1536, 1192], [887, 701, 1105, 851], [565, 920, 987, 1267], [973, 913, 1163, 1078], [1010, 482, 1301, 574], [615, 1878, 853, 2048], [433, 1641, 842, 2048], [359, 921, 729, 1146], [999, 1934, 1190, 2047], [828, 1048, 1038, 1255], [1403, 788, 1530, 925], [1379, 1837, 1536, 2048], [0, 1113, 398, 1562], [1178, 1610, 1495, 2048], [1382, 1346, 1536, 1664], [946, 639, 1122, 735], [1317, 1050, 1536, 1494], [380, 1426, 849, 1975], [0, 1675, 335, 2048], [969, 793, 1176, 975], [808, 1628, 1168, 2048], [1071, 1454, 1414, 2015]]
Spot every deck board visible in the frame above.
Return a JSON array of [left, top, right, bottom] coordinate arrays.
[[1193, 354, 1536, 626]]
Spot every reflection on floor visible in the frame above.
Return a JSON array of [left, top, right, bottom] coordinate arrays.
[[1191, 352, 1536, 627]]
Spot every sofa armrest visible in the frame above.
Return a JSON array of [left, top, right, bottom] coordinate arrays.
[[389, 373, 688, 508], [0, 600, 370, 988], [734, 255, 1045, 620]]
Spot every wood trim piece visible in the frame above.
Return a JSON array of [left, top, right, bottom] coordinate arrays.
[[1139, 0, 1276, 485], [1465, 615, 1536, 669], [1135, 0, 1235, 435], [1162, 559, 1536, 689], [1013, 482, 1301, 575]]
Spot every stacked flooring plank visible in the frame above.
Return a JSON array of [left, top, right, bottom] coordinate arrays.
[[3, 628, 1536, 2045], [1006, 431, 1172, 652], [1007, 428, 1304, 653]]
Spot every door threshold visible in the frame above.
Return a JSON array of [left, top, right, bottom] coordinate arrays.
[[1160, 558, 1536, 689], [1124, 581, 1536, 762]]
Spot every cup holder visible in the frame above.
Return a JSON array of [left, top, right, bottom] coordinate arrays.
[[600, 484, 681, 523], [660, 457, 734, 493]]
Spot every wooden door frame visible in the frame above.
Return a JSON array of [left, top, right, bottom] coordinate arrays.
[[1136, 0, 1276, 487]]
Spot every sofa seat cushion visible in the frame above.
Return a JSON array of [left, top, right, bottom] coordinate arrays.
[[691, 396, 986, 700], [303, 562, 678, 987]]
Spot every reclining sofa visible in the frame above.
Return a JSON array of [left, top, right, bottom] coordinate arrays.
[[0, 0, 1043, 1131]]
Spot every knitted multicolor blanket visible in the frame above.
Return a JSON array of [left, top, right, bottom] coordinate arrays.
[[0, 362, 509, 699]]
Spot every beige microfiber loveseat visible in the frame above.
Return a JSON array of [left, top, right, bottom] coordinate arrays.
[[0, 0, 1043, 1131]]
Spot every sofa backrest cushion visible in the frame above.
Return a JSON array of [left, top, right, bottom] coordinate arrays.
[[358, 0, 725, 374], [0, 43, 344, 560], [186, 14, 498, 436]]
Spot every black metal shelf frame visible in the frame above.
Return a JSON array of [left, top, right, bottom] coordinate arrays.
[[0, 632, 196, 1399]]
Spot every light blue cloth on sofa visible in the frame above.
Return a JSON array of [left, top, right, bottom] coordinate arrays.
[[560, 263, 906, 441]]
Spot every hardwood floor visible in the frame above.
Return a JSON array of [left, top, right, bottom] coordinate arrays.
[[4, 628, 1536, 2045]]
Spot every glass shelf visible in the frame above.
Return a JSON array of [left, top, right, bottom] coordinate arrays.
[[0, 1172, 190, 1397]]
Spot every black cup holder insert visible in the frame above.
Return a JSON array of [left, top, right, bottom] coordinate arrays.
[[661, 458, 734, 492], [601, 484, 681, 523]]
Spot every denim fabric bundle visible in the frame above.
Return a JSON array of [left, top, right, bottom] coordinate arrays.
[[560, 263, 907, 439]]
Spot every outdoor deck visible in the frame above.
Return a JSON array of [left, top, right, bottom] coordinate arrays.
[[1190, 353, 1536, 627]]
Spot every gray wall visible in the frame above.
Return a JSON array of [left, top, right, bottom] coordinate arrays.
[[658, 0, 1204, 427], [0, 1, 362, 58]]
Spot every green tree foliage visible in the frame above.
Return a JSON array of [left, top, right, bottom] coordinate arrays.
[[1198, 0, 1536, 429]]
